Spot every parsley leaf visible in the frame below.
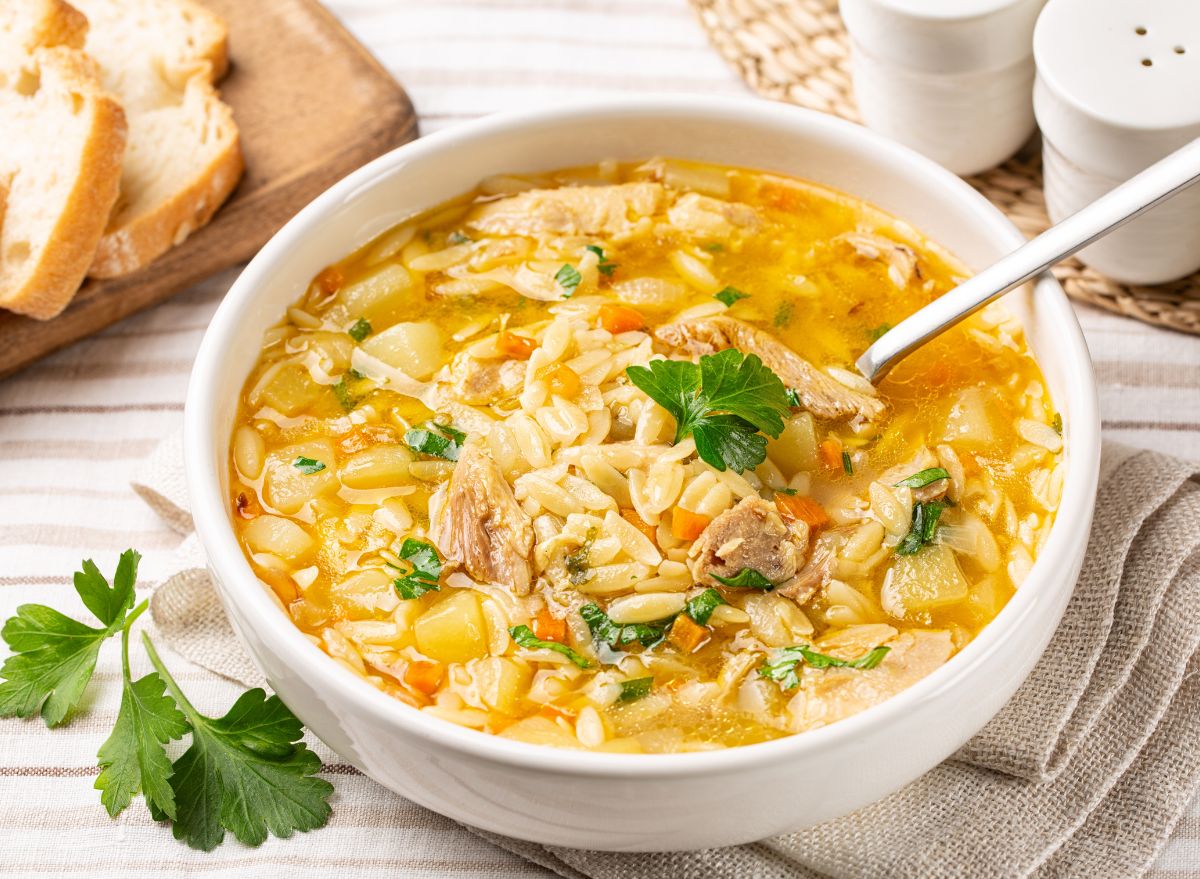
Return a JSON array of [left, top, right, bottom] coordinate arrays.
[[509, 626, 590, 669], [714, 286, 749, 307], [625, 349, 791, 473], [404, 421, 465, 461], [711, 568, 775, 590], [893, 467, 950, 489], [580, 603, 669, 650], [143, 634, 333, 851], [617, 677, 653, 702], [389, 538, 443, 600], [774, 300, 793, 328], [292, 456, 326, 475], [565, 528, 598, 586], [95, 604, 187, 819], [0, 550, 140, 726], [684, 588, 726, 625], [585, 244, 616, 276], [332, 377, 357, 411], [347, 318, 372, 342], [759, 644, 891, 690], [867, 323, 892, 342], [842, 450, 854, 475], [895, 499, 951, 555], [785, 387, 802, 408], [555, 264, 582, 297]]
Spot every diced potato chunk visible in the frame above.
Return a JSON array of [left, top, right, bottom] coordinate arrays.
[[361, 322, 442, 380], [338, 264, 411, 323], [414, 590, 489, 663], [263, 439, 339, 514], [767, 412, 818, 475], [256, 363, 322, 417], [242, 515, 314, 561], [338, 444, 414, 489], [942, 388, 996, 448], [881, 545, 969, 619], [473, 657, 532, 715]]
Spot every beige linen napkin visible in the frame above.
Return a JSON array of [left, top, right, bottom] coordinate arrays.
[[133, 438, 1200, 879]]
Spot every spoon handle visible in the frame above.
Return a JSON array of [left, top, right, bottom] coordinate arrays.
[[856, 137, 1200, 383]]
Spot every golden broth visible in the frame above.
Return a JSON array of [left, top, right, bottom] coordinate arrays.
[[228, 159, 1063, 753]]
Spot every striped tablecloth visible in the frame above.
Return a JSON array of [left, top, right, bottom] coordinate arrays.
[[1, 1, 1198, 875]]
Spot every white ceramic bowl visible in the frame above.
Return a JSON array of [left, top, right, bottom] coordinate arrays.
[[185, 97, 1101, 852]]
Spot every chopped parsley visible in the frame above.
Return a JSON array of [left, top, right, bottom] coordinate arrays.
[[774, 300, 794, 328], [894, 467, 950, 489], [684, 588, 727, 625], [1052, 413, 1063, 435], [509, 626, 590, 669], [867, 323, 892, 342], [785, 387, 802, 408], [447, 231, 472, 245], [625, 348, 791, 473], [714, 286, 750, 307], [895, 499, 951, 556], [759, 644, 891, 690], [348, 318, 372, 342], [332, 376, 358, 411], [292, 456, 326, 475], [565, 528, 598, 586], [585, 244, 617, 276], [711, 568, 775, 590], [404, 421, 465, 461], [617, 677, 654, 703], [555, 264, 582, 297], [842, 451, 854, 475], [580, 603, 669, 650], [704, 243, 724, 253], [389, 538, 443, 599]]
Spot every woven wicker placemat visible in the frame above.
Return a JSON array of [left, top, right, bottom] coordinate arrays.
[[689, 0, 1200, 334]]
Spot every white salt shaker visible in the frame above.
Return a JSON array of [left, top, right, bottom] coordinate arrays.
[[840, 0, 1047, 176], [1034, 0, 1200, 285]]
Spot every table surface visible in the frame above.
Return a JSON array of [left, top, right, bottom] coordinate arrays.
[[1, 0, 1198, 875]]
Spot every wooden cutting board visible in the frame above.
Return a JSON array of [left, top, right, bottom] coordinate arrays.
[[0, 0, 418, 378]]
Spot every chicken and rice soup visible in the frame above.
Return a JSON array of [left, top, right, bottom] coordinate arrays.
[[229, 159, 1064, 753]]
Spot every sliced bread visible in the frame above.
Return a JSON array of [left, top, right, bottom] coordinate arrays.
[[70, 0, 243, 279], [0, 2, 127, 319]]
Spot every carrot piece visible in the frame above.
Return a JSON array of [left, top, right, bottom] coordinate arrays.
[[497, 329, 537, 360], [818, 438, 843, 471], [668, 614, 710, 654], [671, 507, 712, 542], [621, 508, 658, 544], [775, 493, 831, 530], [542, 364, 581, 398], [538, 704, 576, 723], [404, 660, 444, 695], [315, 266, 344, 295], [533, 608, 568, 643], [599, 303, 646, 334]]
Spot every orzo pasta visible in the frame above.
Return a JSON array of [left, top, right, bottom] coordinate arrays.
[[229, 159, 1063, 752]]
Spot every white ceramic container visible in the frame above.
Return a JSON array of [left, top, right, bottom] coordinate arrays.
[[1034, 0, 1200, 285], [842, 0, 1047, 176], [185, 97, 1101, 852]]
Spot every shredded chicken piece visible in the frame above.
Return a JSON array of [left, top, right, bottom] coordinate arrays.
[[777, 539, 833, 604], [433, 444, 534, 596], [688, 496, 809, 588], [836, 232, 921, 290], [466, 183, 664, 241], [655, 315, 887, 427], [787, 629, 954, 731], [446, 351, 527, 406], [666, 192, 760, 239]]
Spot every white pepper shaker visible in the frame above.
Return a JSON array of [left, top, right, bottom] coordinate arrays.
[[1034, 0, 1200, 285], [841, 0, 1047, 176]]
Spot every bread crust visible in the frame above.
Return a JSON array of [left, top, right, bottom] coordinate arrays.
[[0, 46, 128, 319]]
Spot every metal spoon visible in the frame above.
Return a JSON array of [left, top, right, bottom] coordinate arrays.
[[856, 137, 1200, 384]]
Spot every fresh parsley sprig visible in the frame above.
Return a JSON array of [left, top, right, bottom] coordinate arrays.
[[896, 499, 951, 555], [389, 538, 444, 599], [509, 626, 590, 669], [580, 603, 669, 650], [684, 588, 726, 625], [625, 349, 791, 473], [711, 568, 775, 590], [1, 551, 334, 851]]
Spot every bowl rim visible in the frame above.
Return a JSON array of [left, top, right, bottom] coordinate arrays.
[[185, 94, 1101, 780]]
